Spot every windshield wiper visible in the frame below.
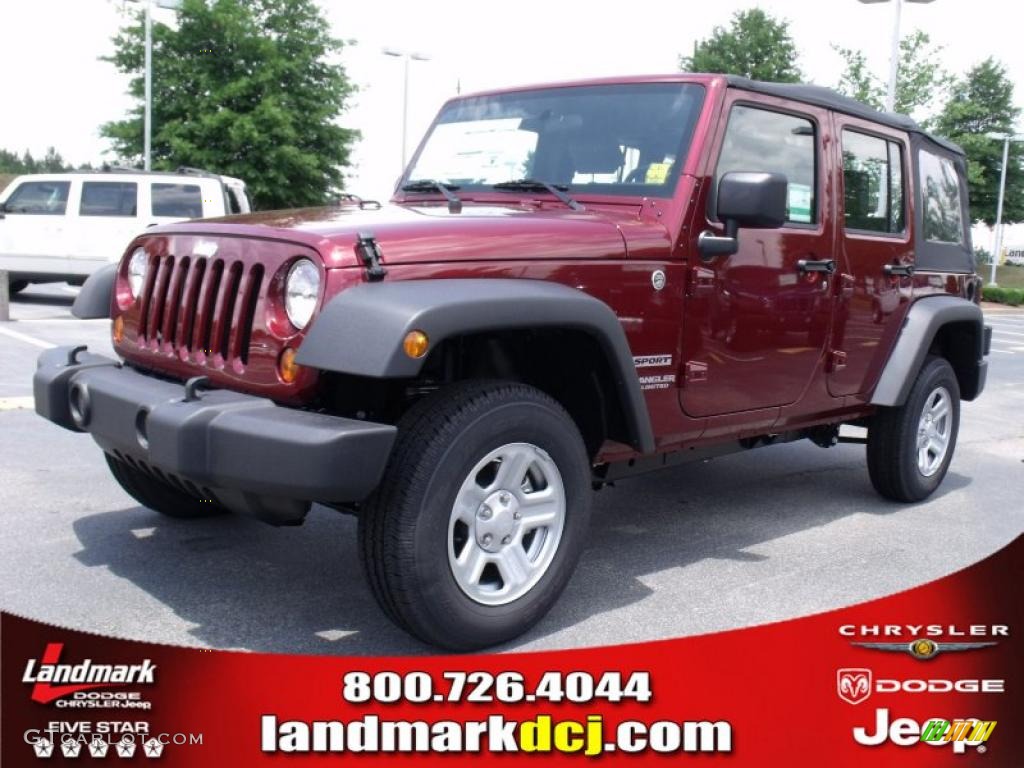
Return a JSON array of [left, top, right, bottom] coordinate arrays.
[[401, 179, 462, 213], [492, 179, 584, 211]]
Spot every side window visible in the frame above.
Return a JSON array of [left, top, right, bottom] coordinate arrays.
[[919, 151, 964, 244], [841, 130, 905, 234], [80, 182, 138, 217], [151, 183, 203, 218], [3, 181, 70, 215], [225, 186, 242, 214], [716, 105, 816, 224]]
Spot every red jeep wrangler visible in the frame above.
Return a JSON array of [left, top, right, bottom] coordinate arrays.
[[35, 75, 991, 649]]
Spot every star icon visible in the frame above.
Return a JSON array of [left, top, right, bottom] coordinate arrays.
[[88, 737, 110, 758], [61, 739, 82, 758], [33, 737, 54, 758], [143, 738, 165, 758], [116, 738, 137, 758]]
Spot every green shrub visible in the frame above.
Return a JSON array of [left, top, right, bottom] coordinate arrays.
[[983, 285, 1024, 306]]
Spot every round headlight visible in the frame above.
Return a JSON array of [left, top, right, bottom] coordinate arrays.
[[128, 248, 148, 299], [284, 259, 320, 330]]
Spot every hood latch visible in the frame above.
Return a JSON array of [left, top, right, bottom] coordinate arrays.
[[356, 232, 387, 282]]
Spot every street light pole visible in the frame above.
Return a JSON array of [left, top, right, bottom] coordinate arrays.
[[857, 0, 936, 113], [144, 0, 152, 171], [125, 0, 180, 170], [885, 0, 902, 112], [991, 135, 1011, 286], [382, 48, 431, 172]]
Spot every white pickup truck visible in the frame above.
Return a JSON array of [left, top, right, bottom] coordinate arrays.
[[0, 168, 250, 293]]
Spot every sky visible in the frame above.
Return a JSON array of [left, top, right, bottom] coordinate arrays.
[[1, 0, 1022, 209]]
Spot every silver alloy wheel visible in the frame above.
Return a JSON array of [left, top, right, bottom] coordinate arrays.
[[916, 385, 952, 477], [447, 442, 566, 606]]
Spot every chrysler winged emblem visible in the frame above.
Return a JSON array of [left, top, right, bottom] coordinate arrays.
[[837, 668, 872, 705], [851, 638, 997, 660]]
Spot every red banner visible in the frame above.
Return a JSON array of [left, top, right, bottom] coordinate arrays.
[[3, 535, 1021, 765]]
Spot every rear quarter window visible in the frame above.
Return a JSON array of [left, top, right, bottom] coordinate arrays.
[[919, 151, 964, 244], [151, 183, 204, 218]]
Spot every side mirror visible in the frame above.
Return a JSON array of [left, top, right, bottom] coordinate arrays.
[[698, 171, 788, 258]]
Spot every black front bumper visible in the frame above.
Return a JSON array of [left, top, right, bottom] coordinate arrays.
[[34, 347, 397, 521]]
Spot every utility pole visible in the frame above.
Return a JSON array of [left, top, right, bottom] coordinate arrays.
[[382, 48, 431, 172]]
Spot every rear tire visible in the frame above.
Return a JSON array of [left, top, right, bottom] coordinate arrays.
[[105, 453, 228, 518], [867, 356, 960, 502], [359, 381, 592, 650]]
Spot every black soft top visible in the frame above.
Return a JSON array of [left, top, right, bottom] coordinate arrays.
[[725, 76, 963, 156]]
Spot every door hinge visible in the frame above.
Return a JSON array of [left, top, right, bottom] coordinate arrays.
[[829, 350, 848, 372], [356, 232, 387, 281], [684, 360, 709, 383]]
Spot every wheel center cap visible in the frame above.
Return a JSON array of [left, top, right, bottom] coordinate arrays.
[[476, 490, 520, 552]]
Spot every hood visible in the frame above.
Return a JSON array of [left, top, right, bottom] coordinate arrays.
[[154, 201, 669, 268]]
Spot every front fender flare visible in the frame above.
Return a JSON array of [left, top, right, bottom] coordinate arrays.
[[71, 264, 116, 319], [296, 279, 655, 453]]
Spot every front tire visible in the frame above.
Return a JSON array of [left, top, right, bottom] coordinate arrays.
[[867, 356, 960, 502], [105, 453, 228, 518], [359, 381, 592, 650]]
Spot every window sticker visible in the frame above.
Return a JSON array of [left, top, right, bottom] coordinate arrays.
[[788, 183, 812, 223], [645, 162, 672, 185]]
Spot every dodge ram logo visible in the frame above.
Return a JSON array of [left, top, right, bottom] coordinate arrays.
[[838, 668, 872, 705]]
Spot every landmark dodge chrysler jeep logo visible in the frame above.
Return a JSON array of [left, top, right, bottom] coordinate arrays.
[[22, 643, 157, 704]]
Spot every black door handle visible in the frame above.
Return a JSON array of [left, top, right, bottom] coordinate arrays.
[[883, 263, 915, 277], [797, 258, 836, 274]]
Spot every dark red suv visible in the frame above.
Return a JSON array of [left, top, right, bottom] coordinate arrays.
[[36, 75, 991, 649]]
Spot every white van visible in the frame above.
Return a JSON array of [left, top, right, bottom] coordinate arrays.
[[0, 168, 250, 292]]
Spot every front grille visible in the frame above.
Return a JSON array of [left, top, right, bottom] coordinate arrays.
[[137, 255, 264, 366]]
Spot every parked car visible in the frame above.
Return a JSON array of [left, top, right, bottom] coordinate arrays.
[[0, 168, 249, 293], [35, 75, 990, 650]]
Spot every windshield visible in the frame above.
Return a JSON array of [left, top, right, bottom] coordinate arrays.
[[405, 83, 705, 199]]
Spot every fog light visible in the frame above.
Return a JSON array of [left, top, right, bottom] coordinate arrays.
[[112, 315, 125, 344], [278, 347, 300, 383], [403, 330, 429, 359]]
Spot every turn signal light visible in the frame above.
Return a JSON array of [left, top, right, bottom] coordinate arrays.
[[278, 347, 300, 383], [403, 330, 429, 359], [112, 316, 125, 344]]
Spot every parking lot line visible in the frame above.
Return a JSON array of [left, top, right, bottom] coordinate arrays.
[[0, 325, 56, 350], [0, 396, 35, 411]]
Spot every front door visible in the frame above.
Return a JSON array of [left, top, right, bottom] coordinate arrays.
[[0, 178, 72, 274], [681, 96, 835, 417]]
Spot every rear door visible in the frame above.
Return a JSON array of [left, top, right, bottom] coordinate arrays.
[[681, 93, 835, 417], [828, 120, 912, 396]]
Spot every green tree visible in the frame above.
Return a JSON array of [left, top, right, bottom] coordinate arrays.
[[935, 58, 1023, 227], [102, 0, 358, 210], [0, 147, 70, 174], [834, 31, 952, 123], [680, 9, 801, 83]]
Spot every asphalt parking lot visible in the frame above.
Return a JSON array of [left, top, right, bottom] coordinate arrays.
[[1, 284, 1022, 656]]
